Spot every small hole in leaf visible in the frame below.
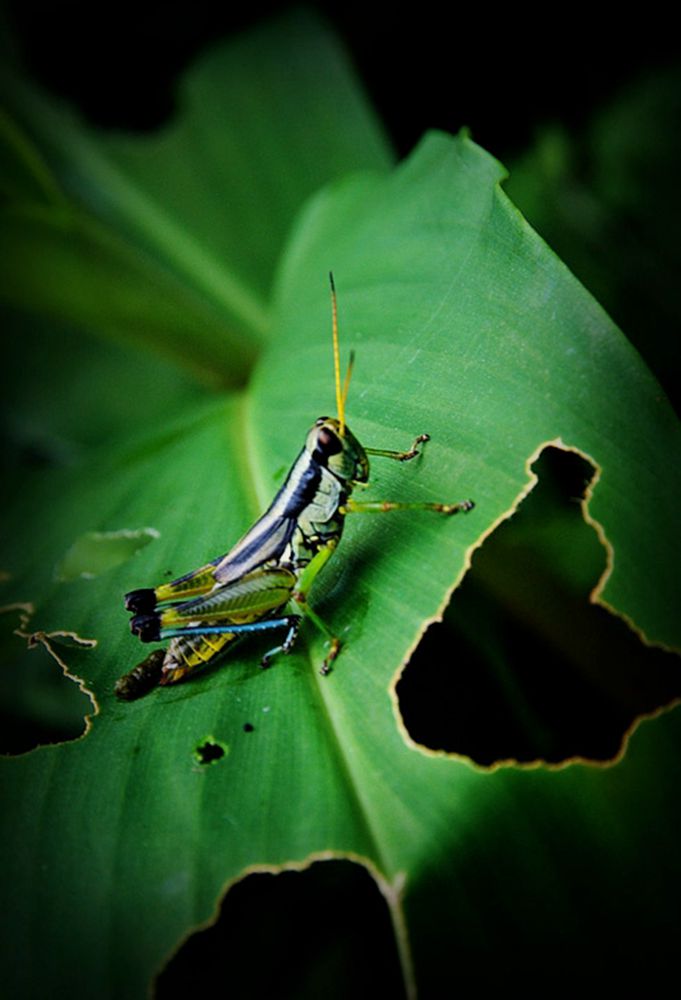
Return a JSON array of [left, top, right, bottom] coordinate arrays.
[[55, 527, 159, 582], [194, 737, 228, 766], [156, 860, 407, 1000], [398, 446, 681, 766], [243, 722, 254, 733]]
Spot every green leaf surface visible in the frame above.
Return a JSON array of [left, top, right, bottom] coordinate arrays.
[[271, 132, 680, 646], [1, 15, 680, 1000], [1, 202, 257, 384]]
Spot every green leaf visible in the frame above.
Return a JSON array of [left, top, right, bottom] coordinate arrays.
[[271, 131, 680, 647], [1, 15, 680, 1000], [1, 12, 393, 380], [1, 202, 257, 384]]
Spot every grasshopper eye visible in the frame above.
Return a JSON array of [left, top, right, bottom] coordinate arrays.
[[315, 426, 342, 458], [311, 425, 343, 467]]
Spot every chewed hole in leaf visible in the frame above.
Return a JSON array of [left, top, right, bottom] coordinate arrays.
[[0, 623, 93, 754], [193, 736, 228, 765], [55, 527, 159, 582], [156, 861, 406, 999], [398, 445, 681, 766]]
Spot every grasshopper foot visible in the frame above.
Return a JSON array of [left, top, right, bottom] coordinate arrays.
[[319, 638, 341, 676], [260, 616, 302, 669], [399, 433, 430, 462], [438, 498, 475, 515]]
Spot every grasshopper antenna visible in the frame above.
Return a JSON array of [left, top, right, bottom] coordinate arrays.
[[329, 272, 355, 436], [329, 271, 347, 436]]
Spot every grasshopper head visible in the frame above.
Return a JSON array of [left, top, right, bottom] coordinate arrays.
[[307, 417, 369, 485]]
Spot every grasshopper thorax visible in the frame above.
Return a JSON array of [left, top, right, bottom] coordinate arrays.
[[306, 417, 369, 485]]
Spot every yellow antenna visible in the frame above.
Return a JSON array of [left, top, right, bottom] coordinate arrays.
[[341, 350, 355, 420], [329, 272, 346, 435]]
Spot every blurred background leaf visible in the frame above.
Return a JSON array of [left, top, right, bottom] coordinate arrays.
[[506, 67, 681, 416]]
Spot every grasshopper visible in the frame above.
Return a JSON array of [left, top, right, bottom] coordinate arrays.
[[115, 275, 474, 700]]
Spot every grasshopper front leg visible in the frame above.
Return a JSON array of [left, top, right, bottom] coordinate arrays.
[[364, 432, 431, 462], [342, 498, 474, 515], [359, 431, 475, 514]]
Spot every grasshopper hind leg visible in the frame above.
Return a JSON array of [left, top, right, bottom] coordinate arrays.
[[159, 632, 239, 686], [124, 588, 157, 614], [260, 616, 302, 669], [130, 612, 162, 642]]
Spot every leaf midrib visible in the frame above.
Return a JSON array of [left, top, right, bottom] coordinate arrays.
[[7, 79, 270, 342], [231, 387, 403, 880]]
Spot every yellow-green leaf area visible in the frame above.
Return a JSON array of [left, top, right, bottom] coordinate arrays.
[[55, 528, 159, 582]]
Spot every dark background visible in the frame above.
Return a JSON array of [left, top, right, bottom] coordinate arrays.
[[3, 0, 679, 161]]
